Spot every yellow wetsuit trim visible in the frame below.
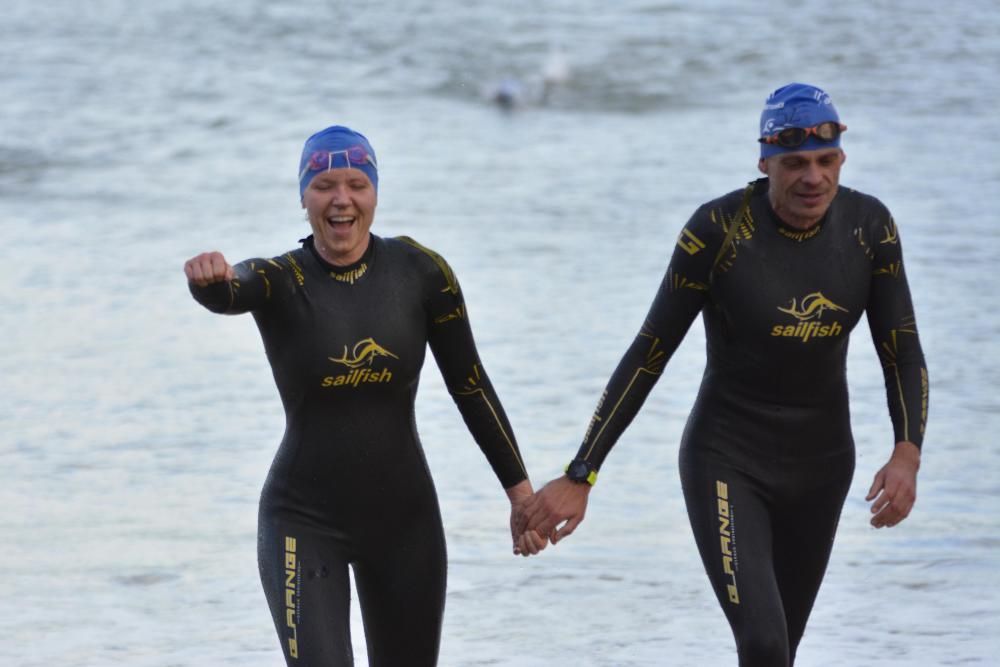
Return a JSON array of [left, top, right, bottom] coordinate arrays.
[[454, 385, 528, 479], [582, 366, 659, 461], [395, 235, 460, 295]]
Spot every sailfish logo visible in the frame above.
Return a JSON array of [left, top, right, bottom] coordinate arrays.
[[322, 338, 398, 388], [777, 292, 848, 321], [329, 338, 399, 368], [772, 292, 847, 342]]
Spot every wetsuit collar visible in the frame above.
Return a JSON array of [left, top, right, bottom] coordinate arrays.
[[301, 233, 377, 285]]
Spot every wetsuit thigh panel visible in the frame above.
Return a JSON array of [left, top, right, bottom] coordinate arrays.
[[258, 515, 355, 667], [771, 452, 854, 658], [679, 447, 791, 667], [352, 521, 447, 667]]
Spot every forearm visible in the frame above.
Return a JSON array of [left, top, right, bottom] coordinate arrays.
[[574, 325, 665, 470], [881, 351, 928, 448], [448, 363, 529, 488], [574, 270, 703, 470], [189, 279, 236, 313], [868, 286, 928, 448], [430, 312, 528, 488]]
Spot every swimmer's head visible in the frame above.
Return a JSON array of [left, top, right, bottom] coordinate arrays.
[[758, 83, 844, 158], [298, 125, 378, 199], [492, 79, 523, 110]]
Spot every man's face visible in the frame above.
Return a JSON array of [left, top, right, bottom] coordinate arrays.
[[758, 148, 845, 229]]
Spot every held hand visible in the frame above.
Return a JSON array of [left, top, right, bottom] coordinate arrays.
[[513, 529, 548, 557], [506, 480, 548, 557], [515, 476, 591, 545], [866, 441, 920, 529], [184, 251, 234, 287]]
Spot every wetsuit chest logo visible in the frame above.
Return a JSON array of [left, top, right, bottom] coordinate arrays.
[[321, 337, 398, 388], [771, 292, 847, 343]]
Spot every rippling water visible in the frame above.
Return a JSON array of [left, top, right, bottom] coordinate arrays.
[[3, 1, 999, 665]]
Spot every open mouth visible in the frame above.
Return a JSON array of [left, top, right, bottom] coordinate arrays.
[[326, 215, 356, 230]]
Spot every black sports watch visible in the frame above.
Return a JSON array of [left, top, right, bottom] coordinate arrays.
[[565, 458, 598, 486]]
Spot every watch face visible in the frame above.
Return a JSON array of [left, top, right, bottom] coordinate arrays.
[[568, 460, 589, 480]]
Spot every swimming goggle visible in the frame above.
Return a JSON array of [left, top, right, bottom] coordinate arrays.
[[758, 122, 847, 148], [299, 146, 377, 182]]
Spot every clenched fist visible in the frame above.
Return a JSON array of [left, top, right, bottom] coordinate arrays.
[[184, 251, 234, 287]]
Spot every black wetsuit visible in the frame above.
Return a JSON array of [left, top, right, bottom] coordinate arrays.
[[190, 234, 527, 667], [574, 179, 928, 666]]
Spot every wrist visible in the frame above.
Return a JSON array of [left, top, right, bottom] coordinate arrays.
[[893, 441, 921, 468], [505, 479, 533, 504]]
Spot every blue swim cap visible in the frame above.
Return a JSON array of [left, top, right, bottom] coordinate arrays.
[[759, 83, 841, 158], [298, 125, 378, 198]]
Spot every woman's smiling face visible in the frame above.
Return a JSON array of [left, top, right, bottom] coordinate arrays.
[[301, 168, 377, 266]]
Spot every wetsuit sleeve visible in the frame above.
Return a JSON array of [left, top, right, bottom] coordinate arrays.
[[189, 257, 296, 315], [406, 242, 529, 488], [575, 206, 723, 471], [864, 214, 929, 448]]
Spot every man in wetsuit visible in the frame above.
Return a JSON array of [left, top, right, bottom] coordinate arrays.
[[185, 126, 543, 666], [516, 83, 927, 666]]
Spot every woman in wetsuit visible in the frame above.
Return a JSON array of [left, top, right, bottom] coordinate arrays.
[[517, 84, 927, 666], [185, 126, 543, 666]]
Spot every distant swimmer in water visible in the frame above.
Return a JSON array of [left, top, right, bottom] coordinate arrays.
[[516, 83, 928, 666], [184, 125, 545, 666], [487, 49, 570, 110], [491, 78, 523, 110]]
